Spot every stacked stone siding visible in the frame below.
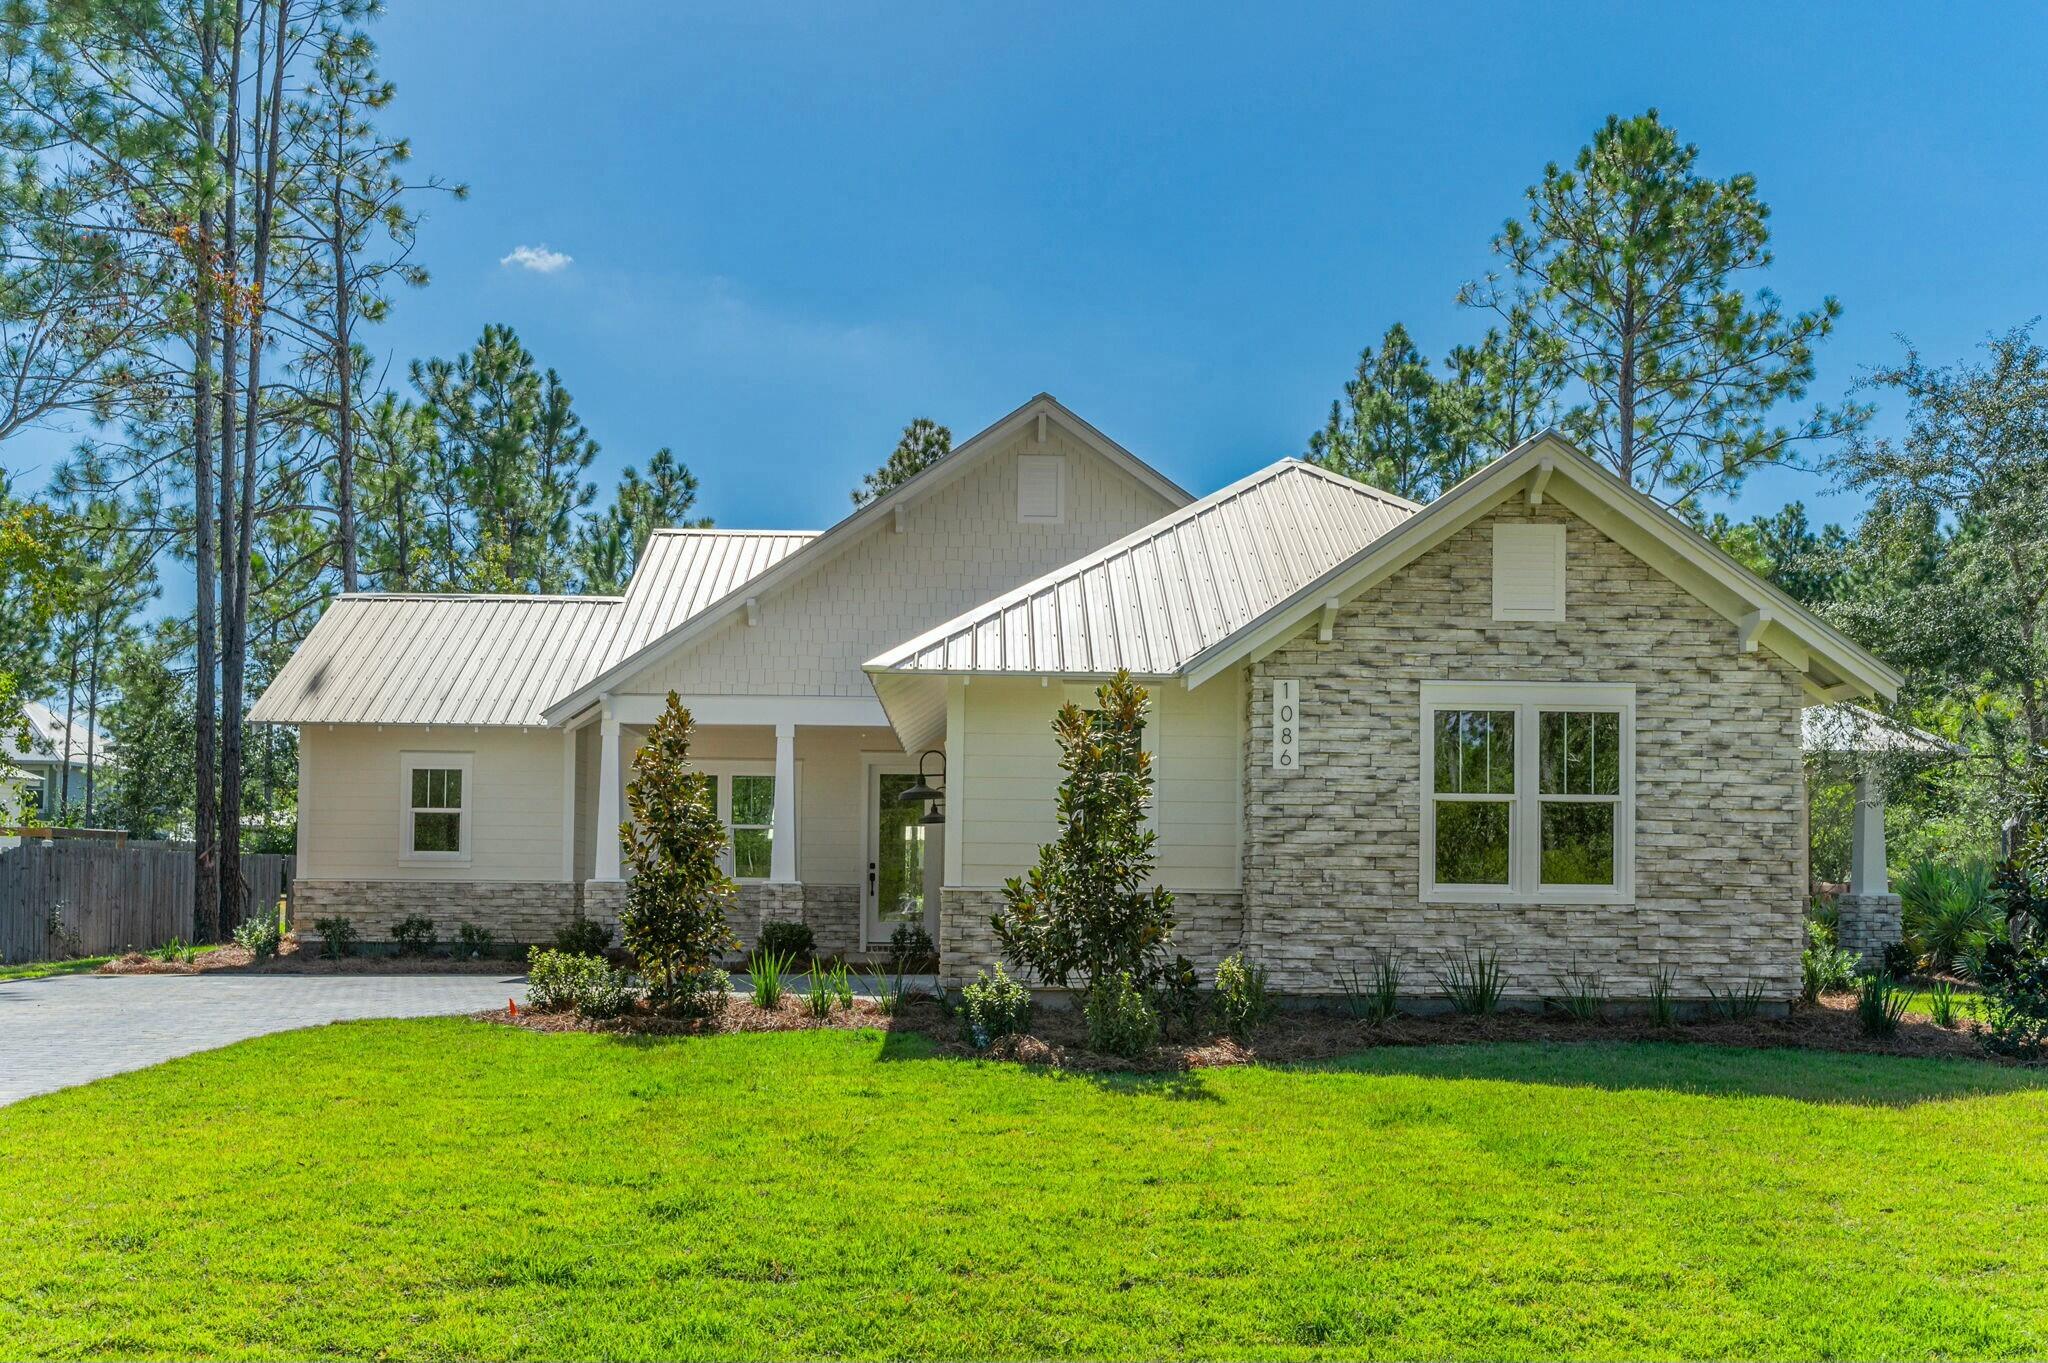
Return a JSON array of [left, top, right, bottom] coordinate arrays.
[[1242, 498, 1809, 1000], [938, 887, 1246, 988], [293, 880, 582, 946], [1836, 893, 1903, 967], [801, 884, 862, 957]]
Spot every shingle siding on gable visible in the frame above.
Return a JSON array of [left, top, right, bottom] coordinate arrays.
[[1239, 497, 1809, 997], [615, 426, 1177, 698]]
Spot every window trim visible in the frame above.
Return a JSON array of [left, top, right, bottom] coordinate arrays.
[[693, 760, 800, 883], [1418, 682, 1635, 905], [399, 751, 473, 865]]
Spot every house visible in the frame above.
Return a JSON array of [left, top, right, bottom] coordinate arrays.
[[249, 394, 1902, 998], [5, 701, 112, 824]]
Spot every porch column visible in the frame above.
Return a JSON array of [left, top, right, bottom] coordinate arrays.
[[1849, 772, 1887, 897], [595, 710, 623, 881], [770, 721, 798, 882]]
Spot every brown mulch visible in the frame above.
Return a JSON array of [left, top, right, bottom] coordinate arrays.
[[478, 988, 2018, 1071], [99, 940, 522, 976]]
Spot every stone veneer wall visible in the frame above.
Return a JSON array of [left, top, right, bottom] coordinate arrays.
[[293, 880, 583, 946], [1836, 893, 1903, 968], [938, 887, 1247, 988], [1242, 497, 1810, 1001]]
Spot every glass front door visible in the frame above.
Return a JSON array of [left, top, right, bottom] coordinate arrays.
[[868, 770, 933, 945]]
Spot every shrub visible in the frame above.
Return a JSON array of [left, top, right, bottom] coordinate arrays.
[[805, 959, 852, 1018], [1556, 965, 1605, 1023], [1154, 955, 1206, 1037], [1926, 978, 1960, 1029], [758, 919, 814, 962], [1900, 857, 2000, 973], [313, 916, 358, 960], [1800, 919, 1860, 1003], [455, 922, 495, 959], [888, 922, 936, 971], [1340, 957, 1401, 1023], [1214, 953, 1276, 1038], [553, 911, 612, 957], [650, 966, 730, 1018], [619, 693, 741, 997], [749, 949, 792, 1010], [1434, 947, 1506, 1016], [961, 963, 1032, 1048], [1084, 971, 1159, 1056], [1879, 940, 1917, 981], [390, 914, 438, 957], [993, 671, 1177, 999], [525, 947, 636, 1018], [148, 937, 198, 964], [1705, 979, 1767, 1021], [1857, 972, 1909, 1037], [232, 910, 282, 961], [1646, 967, 1677, 1026], [1978, 934, 2048, 1055]]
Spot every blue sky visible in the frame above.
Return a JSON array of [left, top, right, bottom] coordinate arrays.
[[11, 1, 2047, 548]]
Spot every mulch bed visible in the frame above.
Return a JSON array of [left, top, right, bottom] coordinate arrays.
[[480, 989, 2020, 1071], [99, 941, 521, 976]]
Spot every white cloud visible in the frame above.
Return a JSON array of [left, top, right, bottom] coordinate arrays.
[[499, 244, 573, 274]]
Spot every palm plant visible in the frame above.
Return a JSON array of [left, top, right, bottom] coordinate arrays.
[[1901, 857, 1999, 974]]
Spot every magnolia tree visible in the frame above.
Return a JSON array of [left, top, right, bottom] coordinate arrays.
[[619, 692, 738, 1012], [993, 671, 1178, 1005]]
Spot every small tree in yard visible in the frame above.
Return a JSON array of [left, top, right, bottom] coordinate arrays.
[[620, 692, 738, 1012], [993, 671, 1177, 1051]]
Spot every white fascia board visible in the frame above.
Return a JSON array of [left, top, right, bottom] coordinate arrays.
[[602, 693, 889, 728]]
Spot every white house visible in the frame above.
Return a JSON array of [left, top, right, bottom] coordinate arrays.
[[5, 700, 112, 825], [250, 394, 1903, 997]]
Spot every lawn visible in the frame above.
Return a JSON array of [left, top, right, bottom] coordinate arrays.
[[0, 955, 111, 982], [3, 1023, 2048, 1360]]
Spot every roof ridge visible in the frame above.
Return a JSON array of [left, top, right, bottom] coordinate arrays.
[[645, 527, 821, 538], [333, 592, 625, 604]]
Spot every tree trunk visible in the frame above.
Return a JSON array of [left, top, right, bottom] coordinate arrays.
[[333, 96, 359, 592], [83, 605, 101, 827], [58, 637, 78, 825], [192, 7, 222, 943], [214, 0, 245, 936]]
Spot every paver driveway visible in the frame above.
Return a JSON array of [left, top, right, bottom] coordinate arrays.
[[0, 971, 523, 1106]]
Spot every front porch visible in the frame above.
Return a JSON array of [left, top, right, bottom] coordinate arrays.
[[565, 693, 944, 959]]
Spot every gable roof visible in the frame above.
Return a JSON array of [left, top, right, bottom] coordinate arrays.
[[600, 530, 816, 670], [7, 700, 110, 766], [865, 459, 1417, 677], [248, 595, 625, 728], [539, 392, 1194, 724], [1178, 432, 1902, 702]]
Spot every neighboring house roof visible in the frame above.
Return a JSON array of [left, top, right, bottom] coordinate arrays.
[[248, 595, 624, 727], [6, 700, 111, 767], [540, 392, 1194, 725], [600, 530, 816, 670], [1803, 704, 1960, 758], [865, 459, 1417, 676]]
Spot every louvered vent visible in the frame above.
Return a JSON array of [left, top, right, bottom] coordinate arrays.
[[1492, 523, 1565, 621], [1016, 455, 1065, 524]]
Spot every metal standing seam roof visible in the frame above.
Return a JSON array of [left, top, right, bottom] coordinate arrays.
[[865, 459, 1418, 677], [7, 699, 112, 765], [599, 530, 816, 669]]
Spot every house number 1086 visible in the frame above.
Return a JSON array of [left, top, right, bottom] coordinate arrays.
[[1273, 679, 1299, 772]]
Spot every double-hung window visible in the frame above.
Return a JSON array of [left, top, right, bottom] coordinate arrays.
[[1420, 683, 1634, 903], [400, 752, 472, 863], [694, 764, 788, 882]]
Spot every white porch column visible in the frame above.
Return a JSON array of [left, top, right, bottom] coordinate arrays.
[[560, 727, 577, 881], [1850, 771, 1887, 897], [595, 710, 623, 881], [770, 720, 798, 883]]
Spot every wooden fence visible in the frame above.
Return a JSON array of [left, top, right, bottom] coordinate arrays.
[[0, 841, 293, 962]]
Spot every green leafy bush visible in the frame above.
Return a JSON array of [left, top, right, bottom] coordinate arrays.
[[525, 947, 635, 1018], [961, 963, 1032, 1048], [553, 911, 613, 957], [749, 949, 792, 1010], [1880, 940, 1917, 980], [455, 922, 495, 959], [390, 914, 438, 957], [888, 922, 936, 971], [1340, 957, 1401, 1023], [1978, 928, 2048, 1055], [1214, 953, 1276, 1038], [618, 694, 741, 1003], [232, 911, 282, 961], [1900, 857, 2000, 972], [1154, 954, 1205, 1036], [758, 919, 814, 962], [1556, 966, 1605, 1023], [1084, 970, 1159, 1056], [313, 916, 358, 960], [1856, 972, 1909, 1037], [1434, 947, 1506, 1015], [1800, 919, 1860, 1002], [649, 965, 730, 1017]]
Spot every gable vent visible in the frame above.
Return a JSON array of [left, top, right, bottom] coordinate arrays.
[[1016, 454, 1065, 524], [1492, 522, 1565, 621]]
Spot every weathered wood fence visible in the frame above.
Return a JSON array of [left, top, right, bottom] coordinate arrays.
[[0, 841, 294, 962]]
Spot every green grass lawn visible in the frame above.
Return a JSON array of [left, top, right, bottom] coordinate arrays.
[[0, 955, 111, 982], [3, 1023, 2048, 1360]]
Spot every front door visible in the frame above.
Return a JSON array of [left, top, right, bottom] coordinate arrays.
[[866, 766, 940, 950]]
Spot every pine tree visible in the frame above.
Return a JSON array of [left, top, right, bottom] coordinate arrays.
[[619, 693, 739, 1012], [1307, 323, 1456, 501], [575, 449, 711, 593], [852, 417, 952, 507]]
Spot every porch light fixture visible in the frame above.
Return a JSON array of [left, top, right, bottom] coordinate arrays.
[[899, 749, 946, 824]]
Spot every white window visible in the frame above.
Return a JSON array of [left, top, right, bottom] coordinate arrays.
[[695, 763, 791, 881], [1493, 522, 1566, 621], [1016, 454, 1065, 524], [1419, 683, 1633, 903], [400, 752, 472, 863]]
